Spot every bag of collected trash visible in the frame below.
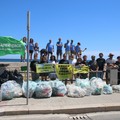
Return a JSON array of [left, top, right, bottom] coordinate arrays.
[[34, 79, 42, 84], [75, 78, 90, 88], [9, 70, 23, 86], [0, 70, 9, 85], [92, 88, 103, 95], [22, 80, 37, 98], [49, 79, 67, 96], [35, 81, 52, 98], [10, 81, 23, 97], [89, 77, 97, 82], [90, 77, 106, 95], [103, 84, 113, 94], [83, 87, 93, 96], [1, 81, 14, 100], [66, 85, 86, 98], [112, 85, 120, 93]]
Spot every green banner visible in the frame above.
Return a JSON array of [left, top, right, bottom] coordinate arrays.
[[0, 36, 25, 56], [36, 63, 55, 73], [55, 64, 73, 80]]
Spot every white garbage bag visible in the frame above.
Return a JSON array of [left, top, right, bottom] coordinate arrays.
[[112, 85, 120, 93], [22, 80, 37, 98], [66, 85, 86, 98], [1, 81, 14, 100], [103, 84, 113, 94], [75, 78, 90, 88], [8, 81, 23, 97], [90, 77, 106, 95], [35, 81, 52, 98], [49, 79, 67, 96]]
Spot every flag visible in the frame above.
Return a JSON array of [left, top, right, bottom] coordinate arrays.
[[0, 36, 25, 56]]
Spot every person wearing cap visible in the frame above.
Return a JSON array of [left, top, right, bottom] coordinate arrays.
[[56, 38, 63, 61], [106, 53, 116, 84], [96, 53, 106, 79], [115, 56, 120, 84], [88, 55, 98, 79], [106, 53, 116, 67]]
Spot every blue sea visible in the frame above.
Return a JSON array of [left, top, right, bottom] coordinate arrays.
[[0, 59, 90, 62], [0, 59, 30, 62]]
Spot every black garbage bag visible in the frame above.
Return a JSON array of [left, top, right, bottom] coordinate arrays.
[[0, 70, 9, 86], [9, 71, 17, 80], [9, 70, 23, 86]]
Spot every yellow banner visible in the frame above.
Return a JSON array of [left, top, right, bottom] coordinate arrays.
[[36, 63, 55, 73], [73, 65, 89, 74], [55, 64, 73, 80]]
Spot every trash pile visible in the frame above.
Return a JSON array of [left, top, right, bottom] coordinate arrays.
[[0, 76, 120, 101]]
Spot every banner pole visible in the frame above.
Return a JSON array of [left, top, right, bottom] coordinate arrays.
[[26, 11, 30, 105]]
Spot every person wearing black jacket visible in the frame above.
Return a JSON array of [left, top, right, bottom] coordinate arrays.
[[30, 53, 40, 80], [96, 53, 105, 79], [59, 53, 69, 64]]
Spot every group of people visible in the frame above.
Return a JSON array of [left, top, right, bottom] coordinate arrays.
[[20, 37, 40, 62], [21, 37, 120, 84], [30, 49, 120, 84], [20, 37, 86, 62]]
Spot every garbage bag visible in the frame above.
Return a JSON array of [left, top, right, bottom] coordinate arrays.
[[103, 84, 113, 94], [112, 85, 120, 93], [22, 80, 37, 98], [90, 77, 106, 95], [49, 79, 67, 96], [89, 77, 97, 82], [66, 85, 86, 98], [9, 70, 23, 86], [35, 81, 52, 98], [0, 70, 9, 85], [75, 78, 90, 88], [34, 79, 42, 84], [1, 81, 14, 100], [83, 87, 93, 96], [11, 81, 23, 97]]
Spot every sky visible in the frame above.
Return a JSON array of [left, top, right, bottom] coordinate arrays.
[[0, 0, 120, 60]]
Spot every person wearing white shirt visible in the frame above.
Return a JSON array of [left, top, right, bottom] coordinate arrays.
[[69, 54, 77, 65], [48, 55, 58, 80], [106, 53, 116, 84]]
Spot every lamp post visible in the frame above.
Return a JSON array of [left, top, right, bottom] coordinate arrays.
[[27, 11, 30, 105]]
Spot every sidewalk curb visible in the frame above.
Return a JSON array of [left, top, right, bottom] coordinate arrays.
[[1, 105, 120, 116]]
